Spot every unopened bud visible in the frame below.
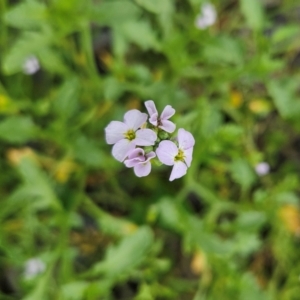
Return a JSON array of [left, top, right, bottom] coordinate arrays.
[[158, 131, 169, 140], [143, 146, 153, 153]]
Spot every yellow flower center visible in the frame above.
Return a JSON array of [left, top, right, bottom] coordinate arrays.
[[174, 149, 185, 162], [124, 129, 136, 141]]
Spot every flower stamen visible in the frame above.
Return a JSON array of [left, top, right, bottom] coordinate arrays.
[[174, 149, 185, 162], [124, 129, 136, 141]]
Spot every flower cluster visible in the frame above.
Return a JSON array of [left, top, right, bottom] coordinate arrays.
[[105, 100, 195, 181]]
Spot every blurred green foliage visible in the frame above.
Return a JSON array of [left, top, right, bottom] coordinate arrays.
[[1, 0, 300, 299]]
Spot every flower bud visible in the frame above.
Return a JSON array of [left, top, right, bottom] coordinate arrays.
[[143, 146, 153, 153], [158, 131, 169, 140]]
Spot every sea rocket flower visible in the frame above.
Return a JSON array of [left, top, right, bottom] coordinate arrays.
[[124, 148, 156, 177], [156, 128, 195, 181], [195, 2, 217, 30], [255, 162, 270, 176], [24, 258, 45, 280], [145, 100, 176, 133], [105, 109, 157, 162], [22, 55, 40, 75]]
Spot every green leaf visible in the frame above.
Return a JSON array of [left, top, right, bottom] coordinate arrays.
[[230, 158, 256, 190], [135, 0, 172, 14], [119, 20, 160, 50], [4, 0, 47, 29], [53, 78, 80, 119], [0, 116, 37, 143], [239, 0, 264, 30], [89, 1, 140, 25], [88, 227, 154, 279], [72, 135, 107, 168], [61, 281, 89, 300], [267, 80, 300, 119], [203, 36, 243, 65], [2, 30, 53, 75]]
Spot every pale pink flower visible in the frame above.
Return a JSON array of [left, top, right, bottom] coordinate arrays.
[[195, 2, 217, 30], [105, 109, 157, 162], [145, 100, 176, 133], [156, 128, 195, 181], [22, 55, 40, 75], [255, 162, 270, 176], [124, 148, 156, 177]]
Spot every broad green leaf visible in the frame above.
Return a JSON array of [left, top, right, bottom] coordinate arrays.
[[236, 211, 266, 232], [268, 80, 300, 119], [0, 116, 37, 143], [2, 30, 53, 75], [88, 227, 154, 279], [4, 0, 47, 29], [239, 0, 264, 30], [61, 281, 89, 300], [135, 0, 172, 14], [119, 20, 160, 50], [16, 158, 61, 210], [89, 1, 140, 25], [240, 273, 268, 300], [53, 78, 80, 119], [203, 36, 243, 65], [230, 158, 256, 190], [72, 135, 107, 168]]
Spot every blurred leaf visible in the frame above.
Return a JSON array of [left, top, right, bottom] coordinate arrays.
[[4, 0, 47, 29], [203, 36, 243, 65], [61, 281, 88, 300], [230, 158, 256, 190], [89, 1, 140, 25], [2, 30, 53, 75], [118, 20, 160, 50], [240, 273, 268, 300], [53, 78, 79, 119], [15, 158, 61, 210], [236, 211, 266, 232], [239, 0, 264, 30], [267, 80, 300, 119], [135, 283, 154, 300], [88, 227, 154, 278], [135, 0, 172, 14], [0, 116, 37, 143], [72, 135, 107, 168]]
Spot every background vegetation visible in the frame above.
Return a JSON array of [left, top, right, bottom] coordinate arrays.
[[1, 0, 300, 299]]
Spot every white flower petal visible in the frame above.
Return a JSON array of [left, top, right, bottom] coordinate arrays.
[[124, 109, 148, 130], [145, 100, 158, 117], [160, 120, 176, 133], [169, 161, 187, 181], [134, 162, 151, 177], [112, 139, 135, 162], [184, 147, 193, 167], [105, 121, 128, 144], [178, 128, 195, 149], [135, 129, 157, 146], [156, 140, 178, 166], [161, 105, 175, 120]]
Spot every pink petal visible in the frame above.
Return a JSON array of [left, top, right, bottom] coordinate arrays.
[[160, 120, 176, 133], [145, 100, 158, 117], [124, 109, 148, 130], [105, 121, 128, 144], [161, 105, 175, 120], [127, 148, 145, 160], [169, 161, 187, 181], [112, 139, 135, 162], [177, 128, 195, 150], [145, 151, 156, 162], [135, 129, 157, 146], [134, 162, 151, 177], [184, 147, 193, 167], [156, 141, 178, 166], [149, 113, 159, 126]]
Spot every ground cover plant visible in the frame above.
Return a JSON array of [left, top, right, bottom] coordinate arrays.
[[1, 0, 300, 299]]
